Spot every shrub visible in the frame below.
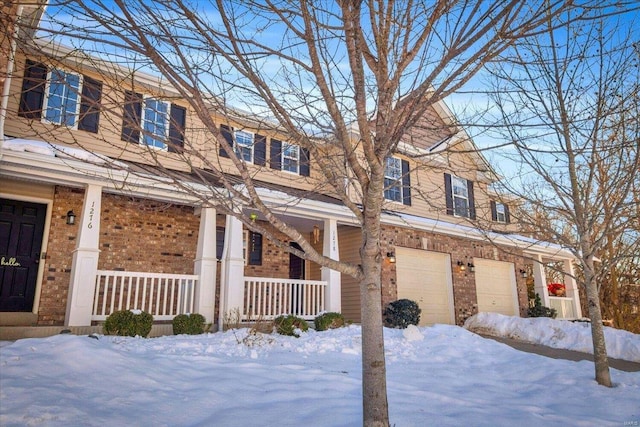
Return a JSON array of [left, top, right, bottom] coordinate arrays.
[[314, 312, 345, 331], [383, 299, 421, 329], [172, 313, 207, 335], [103, 309, 153, 337], [528, 293, 557, 318], [273, 314, 308, 337]]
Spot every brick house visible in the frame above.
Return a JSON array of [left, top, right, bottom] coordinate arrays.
[[0, 3, 581, 337]]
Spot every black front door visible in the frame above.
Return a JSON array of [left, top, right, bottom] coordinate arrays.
[[0, 198, 47, 312], [289, 242, 305, 280], [289, 242, 305, 314]]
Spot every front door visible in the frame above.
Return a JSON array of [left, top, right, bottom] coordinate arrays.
[[0, 198, 47, 312]]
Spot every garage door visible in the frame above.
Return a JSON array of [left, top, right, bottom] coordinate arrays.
[[396, 248, 454, 325], [474, 258, 517, 316]]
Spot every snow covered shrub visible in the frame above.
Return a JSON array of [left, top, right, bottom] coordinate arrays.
[[172, 313, 206, 335], [528, 293, 557, 318], [383, 299, 421, 329], [314, 312, 345, 331], [273, 315, 308, 337], [103, 309, 153, 337]]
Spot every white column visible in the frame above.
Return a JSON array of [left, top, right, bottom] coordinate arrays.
[[65, 184, 102, 326], [321, 218, 341, 313], [563, 259, 582, 318], [532, 254, 550, 307], [219, 214, 245, 330], [193, 208, 217, 324]]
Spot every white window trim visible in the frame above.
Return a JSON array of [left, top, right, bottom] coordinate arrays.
[[140, 96, 170, 151], [41, 68, 83, 129], [281, 142, 300, 174], [234, 129, 254, 163], [451, 175, 469, 218], [384, 157, 403, 203], [495, 202, 507, 223]]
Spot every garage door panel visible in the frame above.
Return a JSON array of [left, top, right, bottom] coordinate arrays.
[[396, 248, 454, 325], [474, 259, 517, 316]]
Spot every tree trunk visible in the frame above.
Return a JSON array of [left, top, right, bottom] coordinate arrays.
[[359, 214, 389, 426], [584, 258, 612, 387]]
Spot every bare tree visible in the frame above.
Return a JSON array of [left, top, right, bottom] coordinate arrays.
[[13, 0, 627, 424], [485, 9, 639, 387]]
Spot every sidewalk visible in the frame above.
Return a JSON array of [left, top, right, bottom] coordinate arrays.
[[481, 335, 640, 373]]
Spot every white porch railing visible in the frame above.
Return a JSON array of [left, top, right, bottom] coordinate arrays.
[[243, 277, 327, 320], [92, 270, 199, 321], [549, 296, 576, 319]]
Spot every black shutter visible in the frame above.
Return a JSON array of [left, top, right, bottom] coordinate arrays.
[[219, 124, 232, 158], [300, 147, 310, 177], [78, 76, 102, 133], [490, 200, 497, 221], [504, 204, 511, 224], [270, 138, 282, 170], [121, 90, 142, 143], [468, 180, 476, 220], [168, 104, 186, 153], [254, 134, 266, 166], [401, 159, 411, 206], [18, 59, 47, 119], [248, 232, 263, 265], [444, 173, 453, 215]]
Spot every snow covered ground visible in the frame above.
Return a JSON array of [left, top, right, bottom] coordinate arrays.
[[1, 313, 638, 427]]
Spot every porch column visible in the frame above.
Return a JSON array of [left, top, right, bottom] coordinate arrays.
[[321, 218, 341, 313], [194, 207, 217, 324], [219, 214, 244, 330], [65, 184, 102, 326], [563, 259, 582, 318], [532, 254, 550, 307]]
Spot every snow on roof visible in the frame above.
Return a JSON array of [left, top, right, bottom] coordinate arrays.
[[2, 138, 126, 167]]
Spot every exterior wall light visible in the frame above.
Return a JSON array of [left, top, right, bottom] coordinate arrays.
[[387, 252, 396, 263], [457, 260, 466, 271], [467, 262, 475, 272], [520, 269, 528, 279], [66, 210, 76, 225]]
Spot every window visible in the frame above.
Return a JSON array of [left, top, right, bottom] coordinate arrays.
[[234, 130, 254, 162], [247, 231, 263, 265], [218, 125, 266, 166], [383, 157, 411, 205], [282, 142, 300, 173], [43, 69, 81, 127], [216, 227, 225, 260], [444, 173, 475, 219], [19, 60, 102, 133], [121, 91, 186, 152], [491, 201, 511, 223], [142, 97, 170, 150]]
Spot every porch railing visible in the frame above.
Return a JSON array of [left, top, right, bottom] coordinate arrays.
[[243, 277, 327, 320], [549, 296, 576, 319], [92, 270, 199, 321]]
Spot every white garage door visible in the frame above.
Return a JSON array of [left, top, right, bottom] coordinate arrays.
[[474, 258, 518, 316], [396, 248, 454, 325]]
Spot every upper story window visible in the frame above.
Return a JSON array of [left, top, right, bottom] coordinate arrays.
[[43, 69, 81, 127], [445, 173, 476, 219], [234, 130, 254, 162], [383, 157, 411, 206], [142, 97, 170, 150], [282, 142, 300, 174], [121, 90, 186, 153], [19, 59, 102, 133], [491, 201, 511, 223]]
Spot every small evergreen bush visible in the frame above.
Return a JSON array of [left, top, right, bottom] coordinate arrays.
[[273, 314, 308, 337], [528, 293, 557, 318], [103, 309, 153, 337], [172, 313, 206, 335], [383, 299, 421, 329], [314, 312, 345, 331]]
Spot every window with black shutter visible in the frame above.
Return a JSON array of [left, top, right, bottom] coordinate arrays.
[[121, 90, 142, 143], [445, 173, 475, 219], [168, 104, 186, 153], [78, 76, 102, 133], [18, 60, 47, 119]]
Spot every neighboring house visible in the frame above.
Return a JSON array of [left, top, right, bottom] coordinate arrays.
[[0, 4, 581, 337]]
